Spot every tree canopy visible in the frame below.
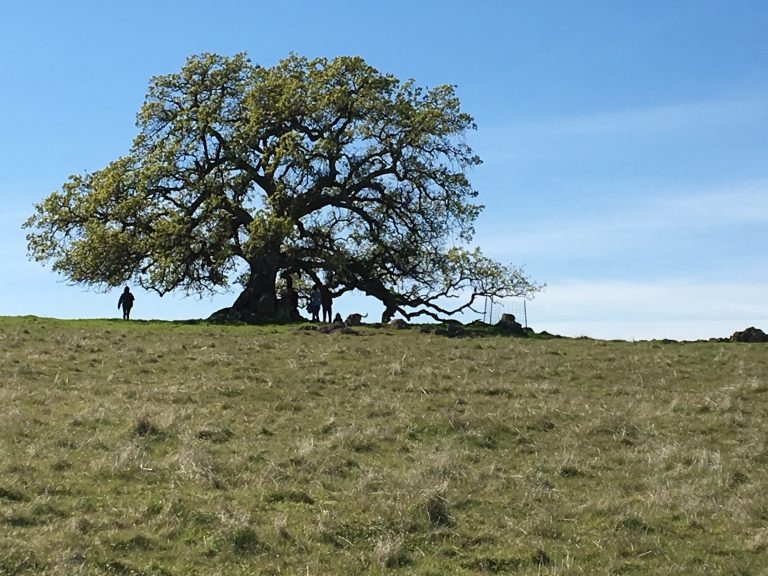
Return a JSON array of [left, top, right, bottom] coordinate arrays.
[[25, 52, 541, 322]]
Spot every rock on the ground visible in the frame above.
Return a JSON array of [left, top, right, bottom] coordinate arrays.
[[730, 327, 768, 342]]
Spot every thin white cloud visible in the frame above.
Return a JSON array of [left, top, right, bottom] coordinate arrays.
[[477, 180, 768, 259], [510, 279, 768, 340], [651, 186, 768, 227], [537, 279, 767, 318], [544, 98, 762, 136], [477, 97, 767, 143]]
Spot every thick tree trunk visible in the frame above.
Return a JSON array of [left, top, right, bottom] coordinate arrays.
[[232, 267, 278, 317], [207, 262, 281, 323], [232, 266, 279, 322]]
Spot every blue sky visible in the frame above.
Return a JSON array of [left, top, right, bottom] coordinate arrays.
[[1, 1, 766, 340]]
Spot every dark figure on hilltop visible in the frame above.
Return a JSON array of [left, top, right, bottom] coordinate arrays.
[[308, 285, 322, 322], [321, 284, 333, 323], [117, 287, 135, 320]]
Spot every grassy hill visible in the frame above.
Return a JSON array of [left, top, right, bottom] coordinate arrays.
[[1, 316, 766, 575]]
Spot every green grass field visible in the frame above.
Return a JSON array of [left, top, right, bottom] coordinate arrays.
[[1, 316, 767, 575]]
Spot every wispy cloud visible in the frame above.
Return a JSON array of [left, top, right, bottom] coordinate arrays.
[[651, 185, 768, 227], [476, 97, 768, 145], [521, 278, 768, 340], [477, 180, 768, 259]]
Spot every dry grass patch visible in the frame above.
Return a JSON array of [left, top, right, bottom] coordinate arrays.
[[1, 317, 767, 574]]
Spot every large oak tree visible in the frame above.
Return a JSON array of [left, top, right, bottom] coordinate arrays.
[[25, 53, 540, 322]]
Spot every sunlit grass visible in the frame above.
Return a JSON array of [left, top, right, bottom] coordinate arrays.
[[1, 316, 766, 574]]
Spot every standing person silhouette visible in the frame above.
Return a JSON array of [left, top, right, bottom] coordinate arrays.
[[117, 287, 135, 320], [320, 284, 333, 323], [308, 285, 321, 322]]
